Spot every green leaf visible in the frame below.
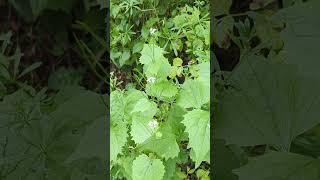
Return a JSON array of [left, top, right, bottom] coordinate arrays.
[[124, 89, 147, 120], [110, 90, 126, 124], [110, 122, 128, 162], [212, 0, 232, 16], [9, 0, 76, 22], [131, 114, 158, 144], [117, 155, 136, 180], [0, 87, 40, 132], [0, 90, 42, 179], [70, 162, 106, 180], [133, 42, 144, 54], [139, 44, 164, 66], [12, 47, 23, 78], [146, 80, 178, 101], [215, 55, 320, 151], [8, 0, 33, 22], [132, 154, 165, 180], [0, 31, 12, 53], [44, 88, 107, 162], [67, 116, 108, 163], [119, 49, 131, 67], [291, 132, 320, 158], [196, 61, 210, 85], [213, 139, 247, 180], [163, 158, 178, 180], [18, 61, 42, 78], [166, 105, 187, 140], [249, 12, 279, 46], [129, 97, 158, 144], [30, 0, 48, 18], [130, 98, 158, 118], [48, 67, 84, 90], [213, 16, 234, 48], [182, 109, 210, 167], [139, 44, 171, 79], [176, 79, 209, 109], [68, 157, 106, 180], [250, 0, 274, 10], [234, 151, 320, 180], [0, 87, 106, 179], [140, 124, 180, 160], [282, 0, 295, 7], [276, 0, 320, 77]]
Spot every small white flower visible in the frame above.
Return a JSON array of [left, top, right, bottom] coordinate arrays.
[[148, 119, 158, 130], [147, 77, 156, 83], [149, 28, 157, 34]]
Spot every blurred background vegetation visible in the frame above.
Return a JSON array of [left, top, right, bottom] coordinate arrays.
[[0, 0, 108, 95]]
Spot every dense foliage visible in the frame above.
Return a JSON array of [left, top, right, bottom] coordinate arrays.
[[213, 0, 320, 179], [110, 0, 210, 179]]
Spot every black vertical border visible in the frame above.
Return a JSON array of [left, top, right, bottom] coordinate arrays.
[[106, 0, 110, 179]]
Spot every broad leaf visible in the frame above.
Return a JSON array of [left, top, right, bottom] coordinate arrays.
[[69, 158, 106, 180], [130, 114, 158, 144], [140, 124, 180, 160], [213, 16, 234, 48], [44, 88, 106, 162], [215, 55, 320, 151], [213, 139, 247, 180], [163, 158, 178, 180], [130, 98, 159, 144], [110, 122, 128, 162], [182, 109, 210, 167], [117, 155, 136, 180], [166, 105, 186, 140], [124, 89, 147, 121], [146, 80, 178, 101], [67, 116, 108, 162], [212, 0, 232, 16], [110, 90, 126, 124], [276, 0, 320, 77], [130, 98, 158, 118], [0, 87, 106, 179], [196, 61, 210, 85], [132, 154, 165, 180], [8, 0, 34, 22], [176, 79, 209, 109], [30, 0, 48, 18], [139, 44, 171, 79], [234, 151, 320, 180]]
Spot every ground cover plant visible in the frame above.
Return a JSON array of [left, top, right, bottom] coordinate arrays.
[[110, 0, 210, 179], [0, 0, 108, 179], [213, 0, 320, 179]]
